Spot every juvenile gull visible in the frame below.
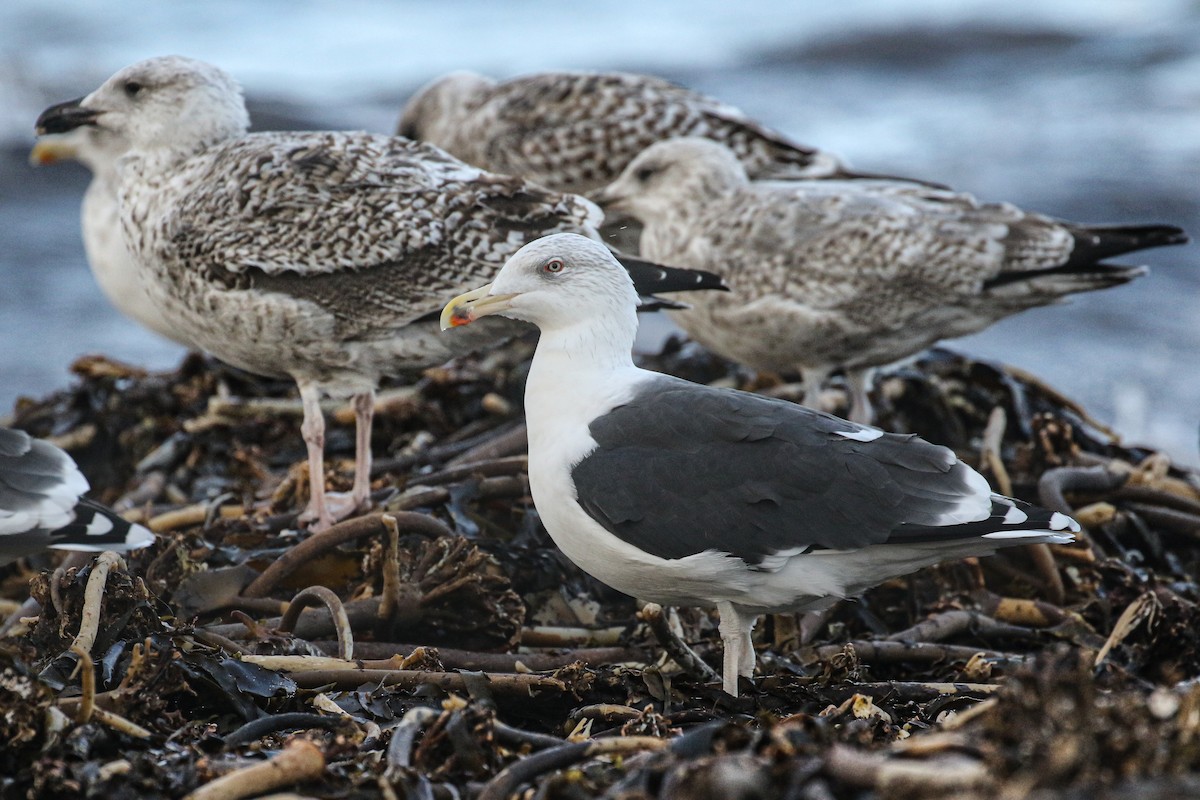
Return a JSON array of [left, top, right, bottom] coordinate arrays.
[[39, 56, 723, 531], [441, 234, 1078, 695], [397, 70, 884, 196], [31, 115, 187, 345], [594, 137, 1189, 422], [0, 427, 154, 565]]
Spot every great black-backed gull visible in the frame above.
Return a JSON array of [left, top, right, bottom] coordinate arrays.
[[594, 137, 1188, 422], [31, 112, 189, 346], [440, 233, 1078, 695], [38, 56, 724, 531], [396, 70, 885, 196], [0, 427, 154, 565]]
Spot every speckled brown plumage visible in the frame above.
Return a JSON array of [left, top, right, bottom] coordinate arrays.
[[595, 138, 1187, 421], [397, 70, 855, 195]]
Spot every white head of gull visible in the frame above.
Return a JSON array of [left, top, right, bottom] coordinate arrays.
[[594, 137, 1187, 424], [0, 428, 155, 565], [443, 233, 1079, 695], [32, 113, 186, 345], [36, 56, 725, 532]]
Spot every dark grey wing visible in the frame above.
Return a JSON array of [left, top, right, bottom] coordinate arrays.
[[571, 376, 999, 566]]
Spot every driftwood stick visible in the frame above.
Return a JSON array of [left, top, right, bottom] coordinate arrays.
[[477, 736, 668, 800], [407, 455, 528, 487], [243, 512, 451, 598], [69, 645, 96, 724], [222, 713, 344, 749], [278, 587, 353, 660], [445, 423, 528, 467], [288, 668, 565, 695], [521, 626, 627, 648], [640, 603, 719, 683], [183, 739, 326, 800], [385, 706, 441, 778], [813, 640, 1024, 666], [70, 551, 125, 655], [311, 641, 641, 671], [824, 744, 992, 793]]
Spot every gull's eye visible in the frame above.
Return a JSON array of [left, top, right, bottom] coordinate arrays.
[[635, 167, 654, 182], [124, 81, 144, 98], [543, 258, 565, 274]]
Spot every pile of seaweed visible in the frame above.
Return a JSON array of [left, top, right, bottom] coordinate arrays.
[[3, 338, 1200, 800]]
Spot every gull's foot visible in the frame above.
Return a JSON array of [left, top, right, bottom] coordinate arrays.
[[298, 491, 367, 532]]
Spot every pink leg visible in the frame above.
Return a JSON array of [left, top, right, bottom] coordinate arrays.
[[298, 383, 335, 531], [350, 390, 374, 512]]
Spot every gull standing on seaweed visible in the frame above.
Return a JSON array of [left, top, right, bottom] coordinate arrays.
[[593, 138, 1188, 422], [0, 427, 154, 565], [441, 234, 1078, 695], [37, 56, 724, 531], [396, 69, 898, 196]]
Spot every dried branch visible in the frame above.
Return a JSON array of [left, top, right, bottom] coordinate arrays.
[[641, 603, 719, 683], [70, 551, 125, 655], [278, 586, 353, 660], [477, 736, 669, 800], [184, 739, 326, 800], [242, 512, 451, 598]]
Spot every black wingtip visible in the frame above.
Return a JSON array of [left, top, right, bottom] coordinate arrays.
[[613, 251, 729, 294]]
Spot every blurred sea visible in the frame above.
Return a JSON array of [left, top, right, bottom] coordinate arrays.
[[0, 0, 1197, 461]]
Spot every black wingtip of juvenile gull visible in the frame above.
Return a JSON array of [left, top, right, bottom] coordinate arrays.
[[613, 252, 729, 293]]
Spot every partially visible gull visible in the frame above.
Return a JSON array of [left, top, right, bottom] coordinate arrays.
[[39, 56, 724, 532], [1, 427, 154, 565], [441, 233, 1078, 696], [31, 115, 188, 345], [397, 70, 889, 196], [594, 137, 1188, 422]]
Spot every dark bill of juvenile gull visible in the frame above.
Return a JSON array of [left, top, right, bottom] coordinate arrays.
[[441, 233, 1078, 696], [1, 428, 155, 565], [397, 69, 922, 196], [593, 137, 1188, 423], [37, 56, 725, 532]]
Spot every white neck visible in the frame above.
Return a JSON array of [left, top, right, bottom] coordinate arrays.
[[524, 310, 643, 436]]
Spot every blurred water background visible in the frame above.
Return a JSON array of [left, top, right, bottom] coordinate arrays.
[[0, 0, 1196, 461]]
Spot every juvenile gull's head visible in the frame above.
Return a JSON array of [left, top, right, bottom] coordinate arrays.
[[397, 70, 495, 151], [593, 136, 749, 222], [38, 55, 249, 156]]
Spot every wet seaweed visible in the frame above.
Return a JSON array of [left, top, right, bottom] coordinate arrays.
[[2, 341, 1199, 799]]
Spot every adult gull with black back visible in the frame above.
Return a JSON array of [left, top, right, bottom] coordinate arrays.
[[442, 233, 1078, 695]]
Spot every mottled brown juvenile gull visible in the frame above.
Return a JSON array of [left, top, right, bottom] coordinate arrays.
[[31, 115, 188, 345], [397, 70, 880, 196], [441, 234, 1077, 695], [0, 427, 154, 565], [39, 56, 724, 531], [594, 138, 1189, 422]]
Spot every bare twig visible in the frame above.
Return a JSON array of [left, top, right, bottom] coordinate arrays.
[[640, 603, 719, 683], [477, 736, 668, 800], [242, 512, 451, 598], [70, 552, 125, 655], [980, 406, 1013, 497], [407, 455, 528, 487], [824, 744, 992, 793], [288, 668, 564, 695], [222, 713, 343, 749], [522, 626, 626, 648], [184, 739, 326, 800], [311, 641, 641, 672], [69, 645, 95, 724], [279, 587, 353, 660]]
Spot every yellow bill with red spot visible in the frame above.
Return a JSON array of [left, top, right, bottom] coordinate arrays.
[[440, 283, 518, 330]]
